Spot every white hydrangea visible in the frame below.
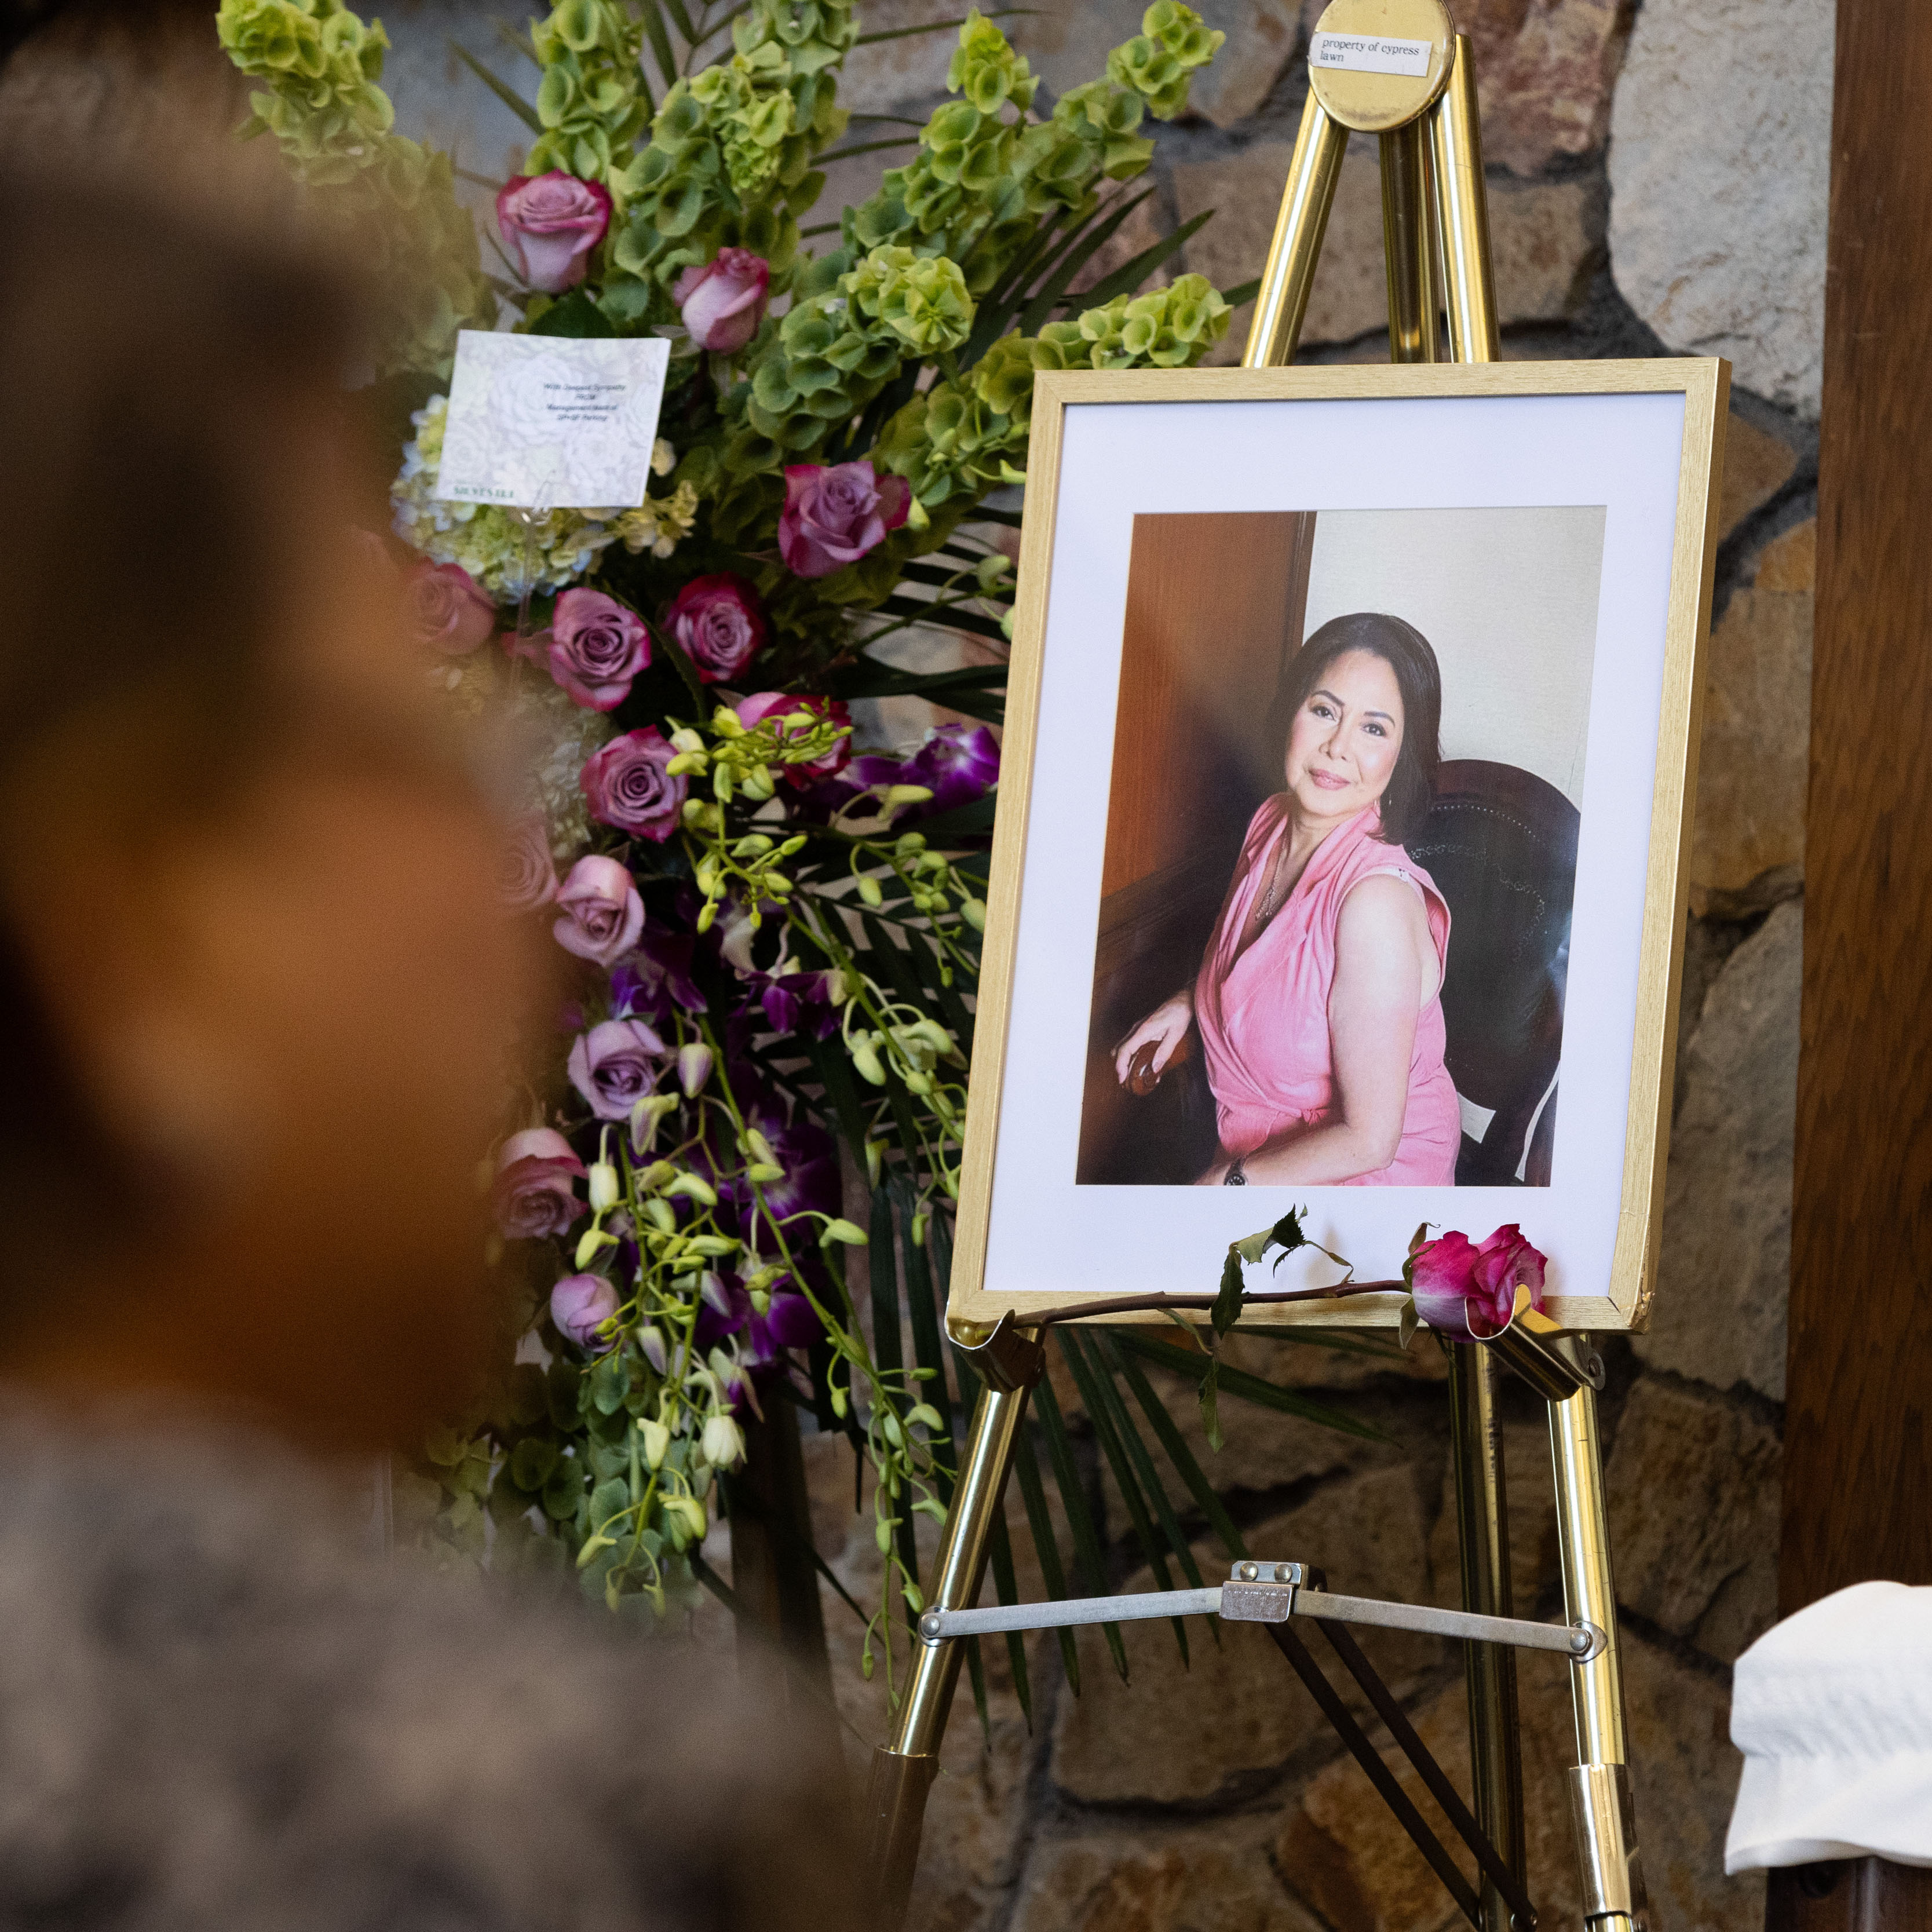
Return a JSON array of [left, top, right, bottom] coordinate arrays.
[[390, 400, 697, 596]]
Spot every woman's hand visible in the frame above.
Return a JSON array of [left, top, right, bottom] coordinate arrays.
[[1113, 989, 1194, 1087]]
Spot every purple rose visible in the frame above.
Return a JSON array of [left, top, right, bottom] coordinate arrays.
[[1411, 1224, 1547, 1340], [580, 726, 687, 842], [406, 561, 495, 655], [901, 722, 1000, 813], [779, 460, 911, 579], [553, 854, 644, 966], [674, 247, 770, 355], [546, 589, 651, 711], [734, 691, 853, 784], [567, 1016, 668, 1121], [496, 171, 612, 294], [491, 1127, 586, 1239], [668, 574, 768, 684], [501, 816, 558, 913], [550, 1272, 620, 1350]]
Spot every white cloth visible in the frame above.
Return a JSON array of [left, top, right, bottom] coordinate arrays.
[[1726, 1580, 1932, 1873]]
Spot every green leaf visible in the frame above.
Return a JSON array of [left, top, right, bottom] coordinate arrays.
[[589, 1352, 629, 1415], [1084, 1334, 1217, 1648], [1222, 277, 1261, 307], [1016, 188, 1157, 337], [508, 1436, 560, 1491], [659, 0, 700, 46], [1198, 1358, 1224, 1452], [1069, 207, 1214, 309], [1112, 1331, 1388, 1442], [854, 9, 1038, 45], [527, 287, 616, 338], [1058, 1332, 1189, 1665], [637, 0, 679, 87], [1010, 1423, 1080, 1694], [1033, 1378, 1127, 1682], [448, 39, 541, 132], [1210, 1245, 1245, 1341], [589, 1476, 630, 1527], [1106, 1336, 1247, 1561], [984, 1505, 1033, 1728]]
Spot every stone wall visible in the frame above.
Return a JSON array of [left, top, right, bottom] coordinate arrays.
[[379, 5, 1828, 1923]]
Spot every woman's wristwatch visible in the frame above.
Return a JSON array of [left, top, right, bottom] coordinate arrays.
[[1223, 1157, 1247, 1185]]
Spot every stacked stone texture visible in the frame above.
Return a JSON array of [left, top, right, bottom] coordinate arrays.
[[383, 2, 1825, 1924]]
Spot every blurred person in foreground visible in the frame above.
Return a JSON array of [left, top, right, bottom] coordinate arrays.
[[0, 10, 849, 1927]]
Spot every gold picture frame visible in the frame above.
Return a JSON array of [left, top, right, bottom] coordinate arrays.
[[947, 357, 1730, 1334]]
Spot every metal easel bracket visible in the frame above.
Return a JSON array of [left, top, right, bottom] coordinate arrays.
[[917, 1559, 1605, 1662]]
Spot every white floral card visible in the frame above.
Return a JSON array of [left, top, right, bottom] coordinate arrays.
[[434, 330, 670, 510]]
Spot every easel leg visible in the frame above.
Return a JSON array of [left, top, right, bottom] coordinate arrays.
[[1242, 87, 1346, 369], [1428, 32, 1500, 363], [1379, 122, 1438, 364], [861, 1359, 1038, 1932], [1548, 1368, 1649, 1931], [1447, 1343, 1527, 1932]]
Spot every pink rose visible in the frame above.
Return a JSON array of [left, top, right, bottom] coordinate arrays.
[[492, 1127, 586, 1240], [500, 816, 558, 912], [779, 460, 911, 579], [547, 589, 651, 711], [550, 1272, 620, 1350], [674, 247, 771, 355], [553, 854, 644, 965], [495, 171, 612, 294], [668, 573, 768, 684], [734, 691, 853, 784], [567, 1016, 667, 1120], [406, 561, 495, 655], [1411, 1224, 1547, 1340], [580, 726, 687, 842]]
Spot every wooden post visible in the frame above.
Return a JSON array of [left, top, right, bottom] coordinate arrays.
[[1776, 0, 1932, 1923]]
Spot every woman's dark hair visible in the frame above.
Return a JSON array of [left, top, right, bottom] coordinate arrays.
[[1272, 611, 1444, 845]]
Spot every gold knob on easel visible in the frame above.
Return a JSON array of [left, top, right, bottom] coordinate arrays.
[[1305, 0, 1456, 134]]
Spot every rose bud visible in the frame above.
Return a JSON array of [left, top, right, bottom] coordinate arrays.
[[673, 247, 771, 355], [667, 572, 768, 684], [546, 589, 651, 711], [553, 854, 645, 965], [580, 726, 687, 842], [778, 459, 911, 579], [568, 1017, 668, 1122], [491, 1127, 586, 1240], [550, 1272, 620, 1350], [495, 171, 613, 294], [499, 816, 559, 913], [1409, 1225, 1546, 1341], [405, 561, 495, 654]]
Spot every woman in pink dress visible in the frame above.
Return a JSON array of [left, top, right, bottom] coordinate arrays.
[[1113, 612, 1461, 1187]]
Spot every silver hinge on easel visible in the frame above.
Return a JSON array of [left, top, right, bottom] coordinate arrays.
[[918, 1559, 1607, 1661]]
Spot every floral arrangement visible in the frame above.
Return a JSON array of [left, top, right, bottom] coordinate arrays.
[[216, 0, 1398, 1708]]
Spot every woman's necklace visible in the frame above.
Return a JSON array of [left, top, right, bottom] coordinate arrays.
[[1254, 837, 1291, 929]]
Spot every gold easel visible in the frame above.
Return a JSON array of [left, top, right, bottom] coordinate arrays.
[[860, 6, 1648, 1927]]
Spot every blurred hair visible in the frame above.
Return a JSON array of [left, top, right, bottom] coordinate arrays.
[[1273, 611, 1444, 845], [0, 136, 364, 1258]]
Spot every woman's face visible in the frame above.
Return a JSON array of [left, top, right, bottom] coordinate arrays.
[[1283, 648, 1406, 827]]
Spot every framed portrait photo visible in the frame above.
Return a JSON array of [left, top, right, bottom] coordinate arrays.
[[949, 360, 1729, 1334]]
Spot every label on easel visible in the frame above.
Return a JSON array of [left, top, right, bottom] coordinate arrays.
[[1308, 30, 1433, 76]]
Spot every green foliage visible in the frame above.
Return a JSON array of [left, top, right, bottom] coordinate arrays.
[[527, 0, 649, 182], [1108, 0, 1226, 120]]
